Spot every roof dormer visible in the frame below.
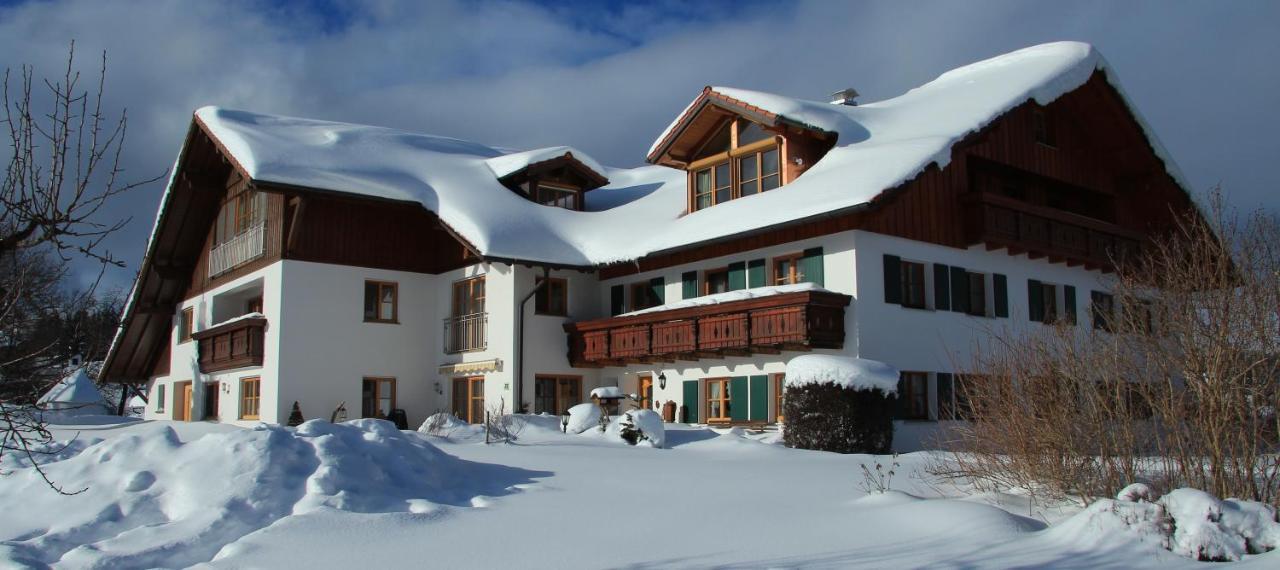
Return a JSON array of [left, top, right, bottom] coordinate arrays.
[[486, 147, 609, 211], [647, 87, 836, 213]]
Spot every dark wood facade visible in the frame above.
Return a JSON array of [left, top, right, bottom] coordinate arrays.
[[602, 71, 1195, 280], [564, 289, 850, 367], [192, 316, 267, 374]]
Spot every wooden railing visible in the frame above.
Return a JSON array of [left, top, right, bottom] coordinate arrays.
[[193, 316, 266, 374], [208, 222, 266, 278], [962, 193, 1141, 270], [444, 312, 487, 353], [563, 289, 850, 366]]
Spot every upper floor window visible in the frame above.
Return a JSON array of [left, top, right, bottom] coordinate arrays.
[[535, 183, 580, 210], [704, 267, 730, 295], [965, 271, 987, 317], [1032, 108, 1056, 147], [1091, 291, 1115, 331], [773, 252, 804, 285], [690, 119, 781, 212], [178, 307, 194, 343], [630, 280, 662, 312], [535, 277, 568, 316], [364, 280, 399, 323], [452, 277, 486, 317], [900, 260, 927, 309], [214, 190, 266, 246]]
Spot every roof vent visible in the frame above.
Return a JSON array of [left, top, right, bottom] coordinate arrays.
[[829, 88, 860, 106]]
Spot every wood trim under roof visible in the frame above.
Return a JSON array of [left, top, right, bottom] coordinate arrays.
[[646, 86, 832, 167]]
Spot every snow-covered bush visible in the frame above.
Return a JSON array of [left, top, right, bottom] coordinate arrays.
[[565, 403, 600, 434], [617, 409, 665, 448], [417, 412, 469, 437], [782, 355, 897, 454]]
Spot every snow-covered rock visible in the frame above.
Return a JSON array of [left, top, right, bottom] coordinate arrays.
[[784, 354, 899, 394], [565, 403, 601, 434]]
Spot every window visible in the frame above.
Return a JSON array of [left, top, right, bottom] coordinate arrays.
[[898, 372, 929, 420], [535, 277, 568, 316], [361, 377, 396, 419], [156, 384, 166, 412], [772, 253, 804, 285], [452, 376, 485, 423], [967, 272, 987, 317], [689, 119, 781, 212], [1091, 291, 1115, 331], [245, 296, 263, 314], [363, 281, 398, 323], [706, 378, 731, 421], [534, 376, 581, 415], [630, 281, 662, 312], [900, 261, 927, 309], [240, 377, 261, 420], [535, 183, 579, 210], [773, 373, 785, 422], [1041, 283, 1059, 323], [704, 268, 729, 295], [178, 307, 194, 343], [1032, 108, 1056, 147], [214, 190, 266, 245], [452, 277, 486, 317]]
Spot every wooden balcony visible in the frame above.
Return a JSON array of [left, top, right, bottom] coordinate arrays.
[[193, 316, 266, 374], [563, 289, 850, 367], [962, 192, 1142, 271]]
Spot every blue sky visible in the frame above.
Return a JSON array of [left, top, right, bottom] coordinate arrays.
[[0, 0, 1277, 293]]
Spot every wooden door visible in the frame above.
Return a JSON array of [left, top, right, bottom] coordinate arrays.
[[176, 381, 193, 422], [203, 382, 220, 421], [452, 378, 468, 420], [638, 375, 653, 410], [452, 376, 485, 423]]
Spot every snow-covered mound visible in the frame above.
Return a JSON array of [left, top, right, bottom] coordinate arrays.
[[0, 420, 539, 569], [612, 409, 666, 448], [1046, 487, 1280, 562], [589, 386, 624, 399], [37, 368, 111, 417], [785, 354, 899, 394], [565, 403, 601, 434]]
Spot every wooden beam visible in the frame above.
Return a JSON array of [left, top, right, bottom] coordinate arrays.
[[750, 345, 781, 355], [286, 195, 307, 256]]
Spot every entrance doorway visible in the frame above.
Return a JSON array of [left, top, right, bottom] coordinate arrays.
[[452, 376, 485, 423], [638, 375, 653, 411], [175, 381, 193, 421], [203, 382, 220, 421]]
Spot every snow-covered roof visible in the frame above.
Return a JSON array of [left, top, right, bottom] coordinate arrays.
[[484, 146, 607, 182], [619, 283, 827, 317], [190, 42, 1184, 268], [784, 355, 900, 394]]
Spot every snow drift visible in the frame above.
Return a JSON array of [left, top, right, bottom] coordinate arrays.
[[0, 420, 541, 569]]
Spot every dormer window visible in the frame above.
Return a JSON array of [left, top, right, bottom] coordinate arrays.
[[486, 147, 609, 212], [689, 119, 781, 212], [535, 182, 580, 210]]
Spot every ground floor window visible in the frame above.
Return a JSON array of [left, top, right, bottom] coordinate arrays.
[[240, 377, 261, 420], [706, 378, 731, 421], [156, 384, 166, 412], [772, 373, 785, 422], [362, 377, 396, 418], [898, 372, 929, 420], [452, 376, 485, 423], [534, 375, 581, 415]]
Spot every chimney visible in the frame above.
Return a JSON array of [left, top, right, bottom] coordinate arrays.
[[829, 88, 860, 106]]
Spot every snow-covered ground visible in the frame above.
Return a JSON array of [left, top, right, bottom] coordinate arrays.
[[3, 417, 1277, 569]]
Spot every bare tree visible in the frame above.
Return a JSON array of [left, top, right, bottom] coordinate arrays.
[[1, 42, 160, 493], [935, 188, 1280, 508]]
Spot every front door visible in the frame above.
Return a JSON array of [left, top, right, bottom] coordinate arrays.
[[638, 375, 653, 411], [203, 382, 219, 421], [453, 376, 485, 423], [176, 381, 192, 422]]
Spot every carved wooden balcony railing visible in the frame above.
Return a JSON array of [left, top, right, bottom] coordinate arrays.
[[563, 289, 851, 367], [962, 192, 1142, 271], [193, 316, 266, 374]]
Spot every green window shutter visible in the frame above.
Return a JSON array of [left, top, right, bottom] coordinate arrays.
[[747, 259, 766, 288], [993, 274, 1009, 318], [883, 255, 902, 304], [937, 373, 954, 420], [681, 271, 698, 299], [682, 380, 699, 423], [727, 261, 746, 291], [610, 285, 624, 316], [933, 264, 951, 311], [1028, 279, 1043, 322], [1064, 285, 1077, 325], [950, 266, 970, 314], [801, 247, 824, 287], [649, 276, 665, 304], [730, 377, 750, 421], [749, 375, 768, 421]]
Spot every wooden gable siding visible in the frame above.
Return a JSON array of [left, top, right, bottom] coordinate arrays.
[[601, 71, 1190, 280], [282, 194, 470, 274]]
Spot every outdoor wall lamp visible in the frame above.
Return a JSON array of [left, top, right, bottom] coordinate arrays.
[[657, 372, 667, 390]]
